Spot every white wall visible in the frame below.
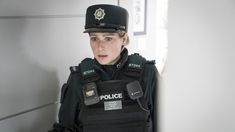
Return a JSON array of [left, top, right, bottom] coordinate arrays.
[[161, 0, 235, 132]]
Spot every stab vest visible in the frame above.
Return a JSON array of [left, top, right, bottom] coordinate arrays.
[[77, 54, 152, 132]]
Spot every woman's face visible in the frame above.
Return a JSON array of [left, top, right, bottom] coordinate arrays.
[[89, 32, 126, 65]]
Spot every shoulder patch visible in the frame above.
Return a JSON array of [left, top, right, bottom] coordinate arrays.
[[128, 53, 146, 70], [79, 58, 101, 84], [125, 53, 146, 78], [79, 58, 95, 77]]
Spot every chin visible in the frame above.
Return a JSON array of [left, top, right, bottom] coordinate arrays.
[[97, 60, 109, 65]]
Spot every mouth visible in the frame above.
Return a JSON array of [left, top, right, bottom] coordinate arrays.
[[98, 55, 108, 58]]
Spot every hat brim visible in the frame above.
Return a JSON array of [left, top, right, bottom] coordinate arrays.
[[83, 28, 121, 33]]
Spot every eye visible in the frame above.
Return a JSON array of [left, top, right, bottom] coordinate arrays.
[[90, 37, 97, 42], [105, 37, 113, 41]]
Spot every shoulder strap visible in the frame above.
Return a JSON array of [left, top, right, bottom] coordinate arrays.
[[79, 58, 100, 84], [125, 53, 146, 80]]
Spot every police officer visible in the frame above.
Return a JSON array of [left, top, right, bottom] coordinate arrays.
[[49, 4, 159, 132]]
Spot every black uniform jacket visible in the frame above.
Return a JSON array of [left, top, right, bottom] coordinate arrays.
[[53, 49, 159, 132]]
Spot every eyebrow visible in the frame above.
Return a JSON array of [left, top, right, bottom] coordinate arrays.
[[89, 33, 116, 37]]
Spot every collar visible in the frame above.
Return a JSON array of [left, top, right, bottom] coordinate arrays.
[[114, 48, 128, 69]]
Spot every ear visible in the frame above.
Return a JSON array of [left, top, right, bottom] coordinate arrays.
[[122, 34, 128, 46], [123, 39, 126, 45]]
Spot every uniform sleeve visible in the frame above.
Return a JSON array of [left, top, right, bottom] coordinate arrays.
[[50, 70, 83, 131], [143, 63, 160, 132]]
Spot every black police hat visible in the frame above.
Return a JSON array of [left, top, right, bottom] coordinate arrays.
[[84, 4, 129, 33]]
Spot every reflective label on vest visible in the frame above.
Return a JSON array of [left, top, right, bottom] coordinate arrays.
[[100, 93, 123, 101], [104, 100, 122, 111]]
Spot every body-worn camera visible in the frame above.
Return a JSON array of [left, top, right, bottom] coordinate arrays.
[[82, 82, 100, 106]]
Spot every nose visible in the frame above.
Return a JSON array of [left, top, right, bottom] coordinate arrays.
[[97, 40, 105, 51]]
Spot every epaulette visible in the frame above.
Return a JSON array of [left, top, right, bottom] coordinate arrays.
[[125, 53, 146, 78], [79, 58, 100, 84]]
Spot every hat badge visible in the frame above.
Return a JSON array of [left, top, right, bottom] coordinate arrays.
[[94, 8, 105, 21]]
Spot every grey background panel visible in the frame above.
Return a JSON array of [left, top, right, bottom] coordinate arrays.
[[0, 104, 57, 132], [0, 18, 59, 118], [0, 17, 90, 119], [0, 0, 117, 16]]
